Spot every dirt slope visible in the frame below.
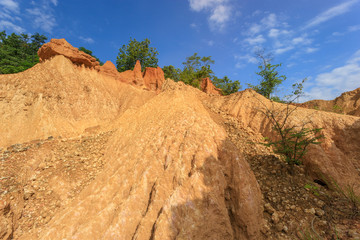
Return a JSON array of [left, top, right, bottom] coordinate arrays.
[[207, 89, 360, 195], [301, 87, 360, 116], [0, 55, 155, 147], [20, 82, 262, 240]]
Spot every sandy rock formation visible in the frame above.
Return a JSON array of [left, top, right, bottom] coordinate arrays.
[[118, 60, 144, 86], [208, 89, 360, 195], [14, 81, 263, 240], [200, 77, 222, 96], [37, 39, 100, 69], [0, 55, 155, 147], [143, 67, 165, 91], [98, 60, 119, 79], [300, 87, 360, 116]]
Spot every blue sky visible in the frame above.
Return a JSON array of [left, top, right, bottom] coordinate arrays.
[[1, 0, 360, 101]]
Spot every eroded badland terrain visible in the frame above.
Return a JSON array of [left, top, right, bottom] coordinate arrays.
[[0, 39, 359, 239]]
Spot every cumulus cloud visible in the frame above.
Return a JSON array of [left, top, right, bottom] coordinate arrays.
[[304, 50, 360, 100], [304, 0, 359, 29], [188, 0, 232, 31]]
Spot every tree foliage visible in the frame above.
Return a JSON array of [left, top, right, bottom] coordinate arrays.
[[178, 53, 215, 88], [0, 31, 47, 74], [213, 76, 241, 95], [163, 53, 241, 94], [163, 65, 181, 82], [248, 50, 286, 99], [78, 46, 104, 65], [116, 38, 158, 72]]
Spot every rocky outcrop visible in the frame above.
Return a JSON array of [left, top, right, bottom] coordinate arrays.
[[0, 55, 155, 147], [98, 60, 119, 79], [300, 87, 360, 116], [37, 39, 100, 69], [37, 39, 166, 92], [208, 89, 360, 195], [15, 81, 263, 240], [118, 60, 165, 90], [200, 77, 222, 96], [143, 67, 165, 91]]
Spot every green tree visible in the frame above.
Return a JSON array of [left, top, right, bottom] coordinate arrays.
[[163, 53, 241, 94], [163, 65, 181, 81], [116, 38, 158, 72], [178, 53, 215, 88], [248, 50, 286, 99], [0, 31, 47, 74], [213, 76, 241, 95], [78, 46, 104, 65]]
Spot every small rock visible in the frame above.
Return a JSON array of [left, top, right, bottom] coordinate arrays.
[[305, 208, 316, 215], [272, 212, 280, 224], [315, 208, 325, 217], [275, 223, 284, 232], [265, 203, 275, 214]]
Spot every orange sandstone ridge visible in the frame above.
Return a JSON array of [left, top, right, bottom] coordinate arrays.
[[37, 38, 220, 95]]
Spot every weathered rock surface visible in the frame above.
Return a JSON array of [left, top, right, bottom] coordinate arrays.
[[208, 89, 360, 195], [99, 60, 119, 79], [14, 82, 263, 240], [143, 67, 165, 91], [300, 87, 360, 116], [200, 77, 222, 96], [0, 55, 155, 147], [37, 39, 100, 69]]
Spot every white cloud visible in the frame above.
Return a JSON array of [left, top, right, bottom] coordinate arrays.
[[305, 47, 319, 53], [268, 28, 291, 38], [209, 4, 231, 30], [188, 0, 232, 31], [348, 25, 360, 32], [234, 54, 257, 64], [207, 40, 214, 46], [79, 36, 95, 44], [0, 0, 19, 12], [189, 0, 226, 11], [234, 53, 258, 68], [0, 19, 24, 32], [260, 13, 277, 28], [190, 23, 198, 29], [292, 35, 312, 45], [304, 0, 359, 29], [50, 0, 58, 6], [249, 23, 261, 35], [274, 46, 294, 55], [26, 0, 57, 33], [305, 50, 360, 100], [244, 34, 265, 45]]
